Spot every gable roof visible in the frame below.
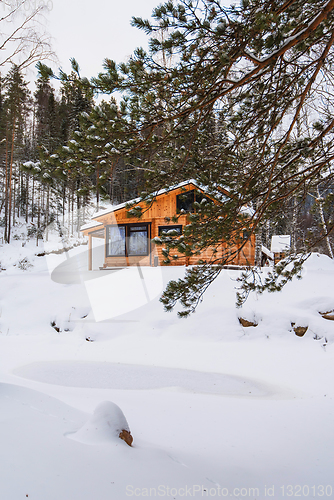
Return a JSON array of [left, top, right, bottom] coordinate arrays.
[[90, 179, 229, 221], [80, 220, 103, 231]]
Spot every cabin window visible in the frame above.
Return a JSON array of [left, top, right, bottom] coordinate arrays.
[[176, 190, 210, 213], [107, 224, 150, 257], [128, 225, 149, 256], [176, 190, 195, 213], [158, 225, 182, 236], [108, 225, 126, 256]]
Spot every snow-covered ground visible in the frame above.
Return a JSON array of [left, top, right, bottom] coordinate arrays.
[[1, 235, 334, 500]]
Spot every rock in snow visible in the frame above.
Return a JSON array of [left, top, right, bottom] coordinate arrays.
[[238, 317, 258, 327], [69, 401, 133, 446], [291, 324, 308, 337]]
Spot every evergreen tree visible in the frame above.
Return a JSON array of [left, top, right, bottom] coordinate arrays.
[[32, 60, 96, 236], [58, 97, 147, 207], [90, 0, 334, 315], [56, 59, 95, 141], [3, 65, 31, 243], [34, 73, 60, 155], [0, 75, 7, 214]]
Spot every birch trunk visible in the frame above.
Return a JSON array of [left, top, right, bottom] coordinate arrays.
[[7, 119, 16, 244], [317, 187, 334, 259]]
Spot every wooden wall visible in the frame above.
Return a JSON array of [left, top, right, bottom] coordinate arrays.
[[83, 184, 256, 268]]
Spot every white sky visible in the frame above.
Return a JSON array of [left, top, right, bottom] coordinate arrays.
[[39, 0, 160, 80]]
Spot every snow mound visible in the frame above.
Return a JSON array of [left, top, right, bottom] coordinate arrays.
[[303, 253, 334, 271], [68, 401, 131, 445]]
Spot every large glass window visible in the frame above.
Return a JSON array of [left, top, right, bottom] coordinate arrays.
[[107, 224, 149, 257], [128, 226, 149, 256], [108, 225, 126, 256]]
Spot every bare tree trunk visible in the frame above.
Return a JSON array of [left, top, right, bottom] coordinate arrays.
[[254, 227, 263, 267], [68, 187, 71, 236], [36, 184, 41, 246], [7, 120, 16, 244], [110, 164, 114, 204], [25, 173, 29, 223], [12, 162, 16, 228], [290, 196, 297, 254], [37, 184, 41, 229], [17, 168, 21, 219], [265, 220, 270, 249], [31, 176, 34, 222], [62, 183, 66, 227], [4, 130, 8, 242], [317, 186, 334, 259], [71, 189, 74, 236], [254, 198, 263, 266], [45, 184, 50, 241], [42, 184, 45, 218], [96, 162, 100, 210], [76, 192, 81, 237]]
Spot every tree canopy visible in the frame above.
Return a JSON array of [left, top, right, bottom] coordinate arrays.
[[94, 0, 334, 208], [3, 1, 334, 316], [88, 0, 334, 314]]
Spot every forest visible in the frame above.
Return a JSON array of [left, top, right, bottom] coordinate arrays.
[[0, 60, 146, 245], [1, 0, 334, 312]]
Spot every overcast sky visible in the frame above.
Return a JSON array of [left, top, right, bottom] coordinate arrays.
[[41, 0, 159, 79]]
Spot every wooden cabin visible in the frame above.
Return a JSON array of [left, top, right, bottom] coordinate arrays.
[[80, 180, 257, 270]]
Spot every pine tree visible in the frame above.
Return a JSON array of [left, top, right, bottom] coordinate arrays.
[[34, 73, 60, 155], [89, 0, 334, 315], [0, 75, 7, 215], [57, 59, 95, 140], [3, 65, 31, 243], [30, 61, 96, 237]]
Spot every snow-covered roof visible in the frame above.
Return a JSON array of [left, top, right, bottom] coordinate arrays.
[[271, 235, 291, 253], [80, 179, 254, 228], [80, 220, 103, 231], [91, 197, 141, 220], [261, 245, 274, 260], [91, 179, 207, 220]]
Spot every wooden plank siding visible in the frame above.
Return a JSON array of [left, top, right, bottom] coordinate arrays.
[[81, 182, 256, 268]]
